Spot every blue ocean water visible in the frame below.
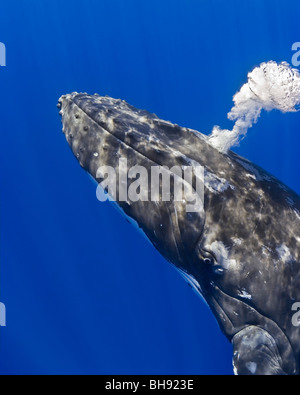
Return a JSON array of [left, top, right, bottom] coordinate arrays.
[[0, 0, 299, 375]]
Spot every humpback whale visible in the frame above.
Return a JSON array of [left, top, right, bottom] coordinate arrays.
[[58, 92, 300, 375]]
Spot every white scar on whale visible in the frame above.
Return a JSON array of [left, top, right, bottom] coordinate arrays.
[[208, 61, 300, 153]]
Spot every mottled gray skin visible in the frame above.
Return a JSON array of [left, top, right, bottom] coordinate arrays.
[[58, 93, 300, 375]]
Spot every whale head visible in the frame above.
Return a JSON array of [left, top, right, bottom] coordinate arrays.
[[57, 93, 209, 273]]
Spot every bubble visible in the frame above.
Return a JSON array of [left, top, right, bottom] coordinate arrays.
[[208, 61, 300, 153]]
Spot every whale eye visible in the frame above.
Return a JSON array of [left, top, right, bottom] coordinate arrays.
[[202, 251, 216, 266]]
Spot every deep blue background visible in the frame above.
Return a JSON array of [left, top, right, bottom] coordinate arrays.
[[0, 0, 299, 375]]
